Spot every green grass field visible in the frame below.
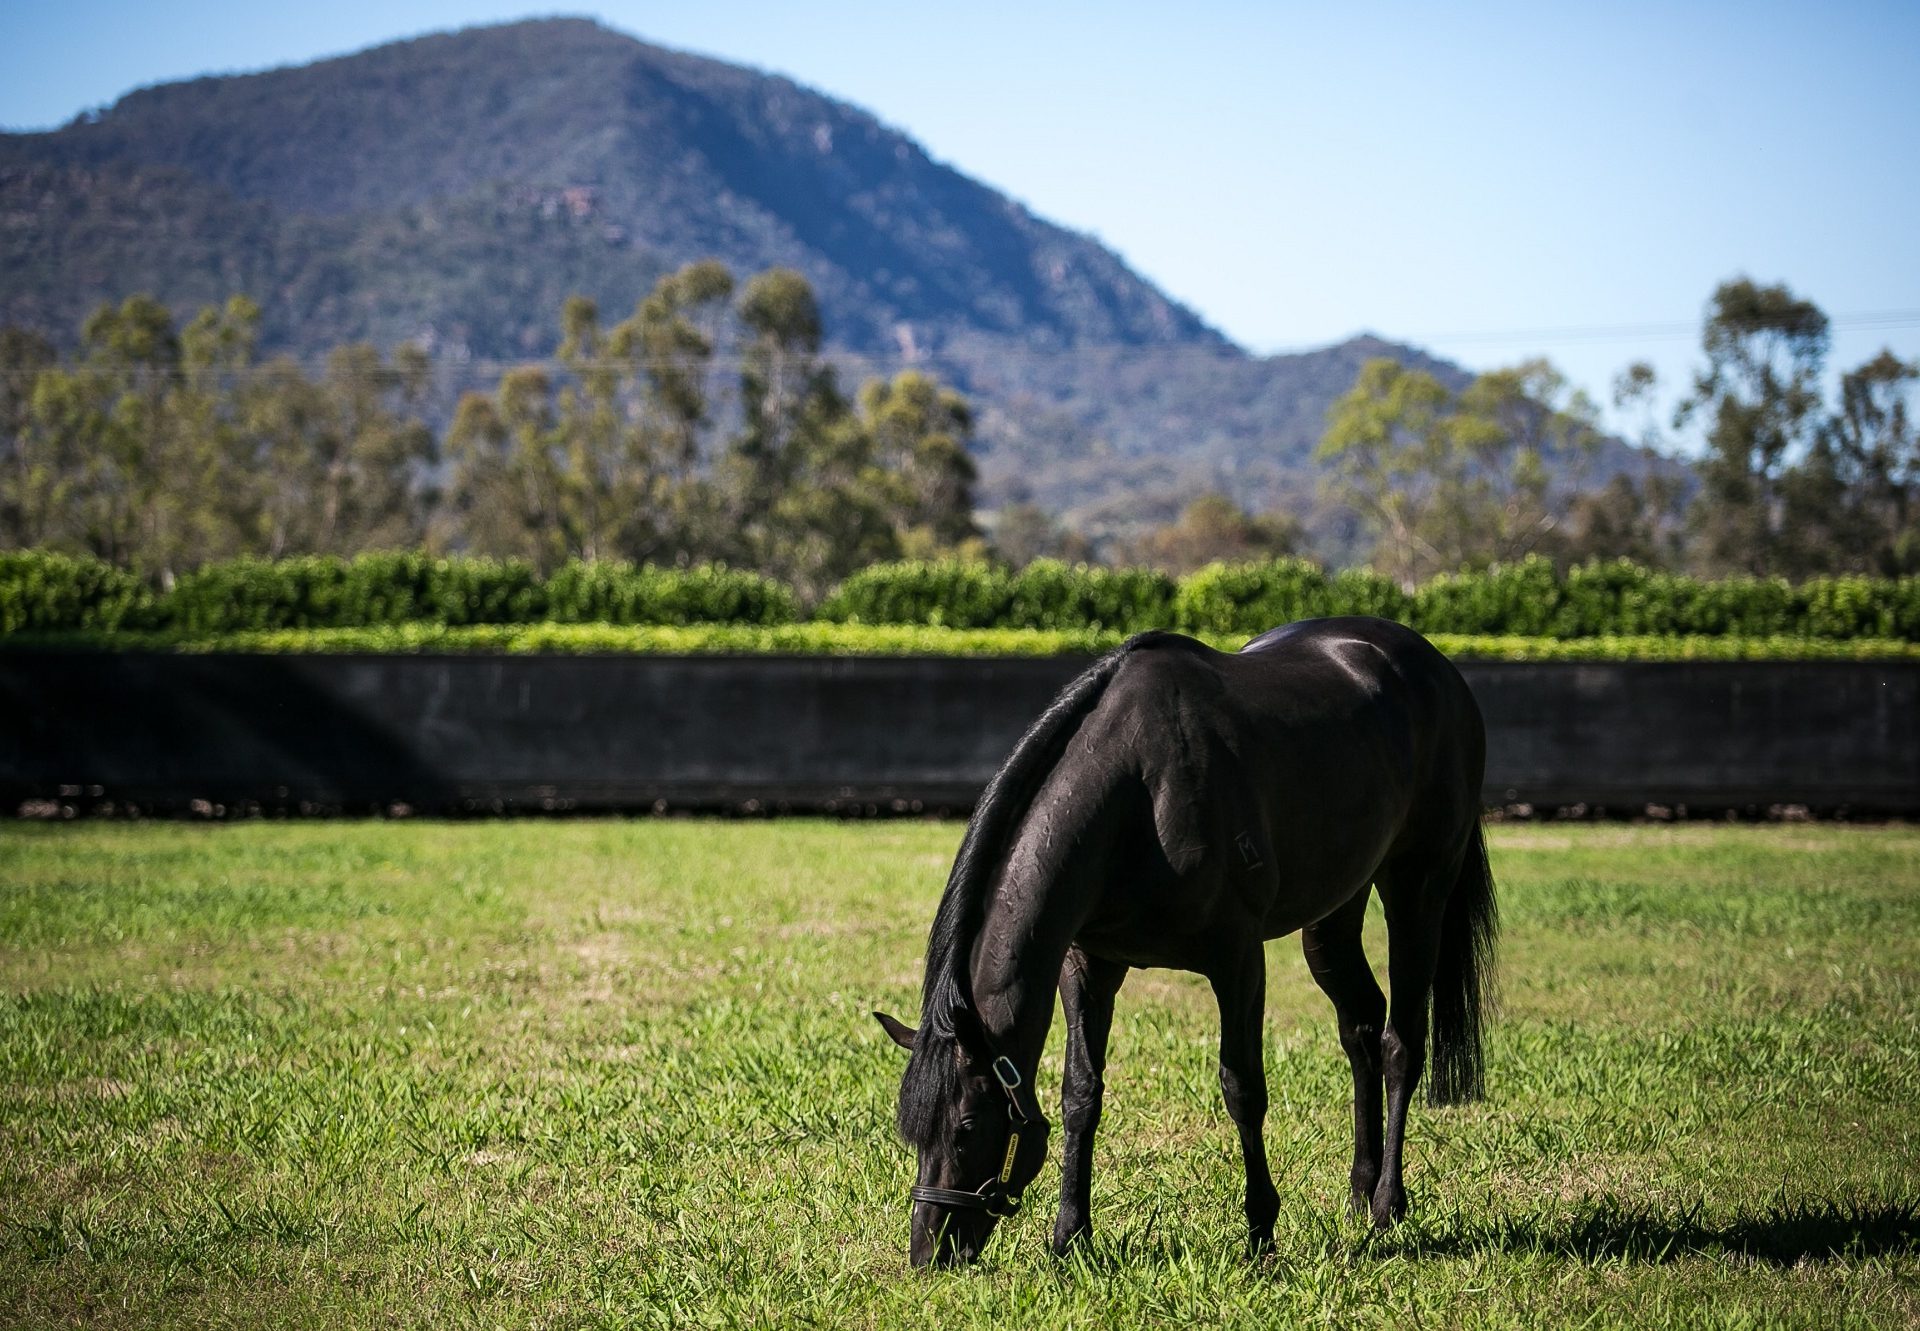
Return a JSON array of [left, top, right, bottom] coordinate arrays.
[[2, 820, 1916, 1328]]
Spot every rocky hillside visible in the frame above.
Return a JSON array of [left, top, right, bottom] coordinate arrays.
[[0, 18, 1492, 523]]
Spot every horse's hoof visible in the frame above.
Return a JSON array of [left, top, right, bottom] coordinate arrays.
[[1244, 1206, 1274, 1252], [1370, 1185, 1407, 1229], [1051, 1221, 1091, 1258]]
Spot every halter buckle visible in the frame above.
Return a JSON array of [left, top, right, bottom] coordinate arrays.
[[990, 1055, 1030, 1123]]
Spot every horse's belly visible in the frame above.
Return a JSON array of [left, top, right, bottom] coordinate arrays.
[[1071, 867, 1262, 970], [1255, 862, 1376, 940], [1070, 841, 1362, 971], [1255, 812, 1399, 928]]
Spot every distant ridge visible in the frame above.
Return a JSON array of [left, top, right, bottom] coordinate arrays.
[[0, 17, 1485, 524]]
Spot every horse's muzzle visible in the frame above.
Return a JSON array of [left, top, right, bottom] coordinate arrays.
[[910, 1201, 997, 1268]]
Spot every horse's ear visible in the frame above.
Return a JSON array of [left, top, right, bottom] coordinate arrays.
[[873, 1011, 917, 1051], [947, 1001, 989, 1054]]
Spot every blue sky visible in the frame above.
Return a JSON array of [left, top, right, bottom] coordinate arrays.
[[3, 1, 1917, 442]]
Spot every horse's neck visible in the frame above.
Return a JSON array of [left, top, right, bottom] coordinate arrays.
[[966, 777, 1123, 1079]]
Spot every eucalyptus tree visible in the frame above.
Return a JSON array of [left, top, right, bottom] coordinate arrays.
[[1815, 350, 1919, 573], [1317, 357, 1602, 584], [441, 367, 568, 568], [0, 325, 60, 548], [857, 370, 981, 555], [1676, 278, 1830, 575]]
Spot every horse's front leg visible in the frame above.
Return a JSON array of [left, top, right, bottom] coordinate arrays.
[[1210, 942, 1279, 1253], [1052, 945, 1127, 1255]]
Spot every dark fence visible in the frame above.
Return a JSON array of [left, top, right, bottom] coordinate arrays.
[[2, 653, 1914, 815]]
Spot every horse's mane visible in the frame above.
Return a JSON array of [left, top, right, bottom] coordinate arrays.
[[896, 631, 1172, 1146]]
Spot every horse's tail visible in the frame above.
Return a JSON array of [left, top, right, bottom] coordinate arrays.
[[1427, 820, 1498, 1105]]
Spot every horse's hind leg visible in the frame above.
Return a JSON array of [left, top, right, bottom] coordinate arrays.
[[1053, 945, 1127, 1256], [1301, 889, 1386, 1217], [1371, 854, 1461, 1228], [1208, 942, 1280, 1254]]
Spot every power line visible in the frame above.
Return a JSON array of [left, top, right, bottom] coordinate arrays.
[[1396, 310, 1920, 349], [0, 311, 1915, 378]]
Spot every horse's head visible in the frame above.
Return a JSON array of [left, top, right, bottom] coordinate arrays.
[[874, 1010, 1050, 1267]]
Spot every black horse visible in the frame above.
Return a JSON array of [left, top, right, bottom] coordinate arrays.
[[874, 617, 1497, 1267]]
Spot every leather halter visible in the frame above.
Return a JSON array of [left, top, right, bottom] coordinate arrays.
[[908, 1054, 1045, 1218]]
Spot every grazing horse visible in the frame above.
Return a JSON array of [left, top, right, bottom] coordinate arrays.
[[873, 618, 1496, 1267]]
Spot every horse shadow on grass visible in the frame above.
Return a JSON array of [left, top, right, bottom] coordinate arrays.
[[1058, 1195, 1919, 1273], [1366, 1194, 1920, 1268]]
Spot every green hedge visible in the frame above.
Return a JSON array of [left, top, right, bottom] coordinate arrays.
[[1173, 555, 1919, 641], [5, 624, 1915, 661], [1005, 560, 1174, 631], [160, 554, 552, 630], [1172, 559, 1417, 634], [817, 560, 1013, 627], [0, 552, 154, 632], [820, 559, 1173, 631], [4, 550, 1918, 641], [540, 560, 794, 626], [0, 551, 791, 633]]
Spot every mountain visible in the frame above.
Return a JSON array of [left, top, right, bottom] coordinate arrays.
[[0, 17, 1493, 529]]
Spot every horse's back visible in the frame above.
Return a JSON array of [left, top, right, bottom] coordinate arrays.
[[1099, 617, 1475, 765], [1235, 615, 1483, 820], [1082, 619, 1484, 946], [1238, 616, 1464, 689], [1236, 615, 1479, 745]]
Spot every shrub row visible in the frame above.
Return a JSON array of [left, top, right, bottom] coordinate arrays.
[[1173, 556, 1920, 640], [818, 559, 1175, 631], [5, 551, 1917, 641], [0, 552, 793, 633], [0, 552, 151, 633], [5, 623, 1916, 661]]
